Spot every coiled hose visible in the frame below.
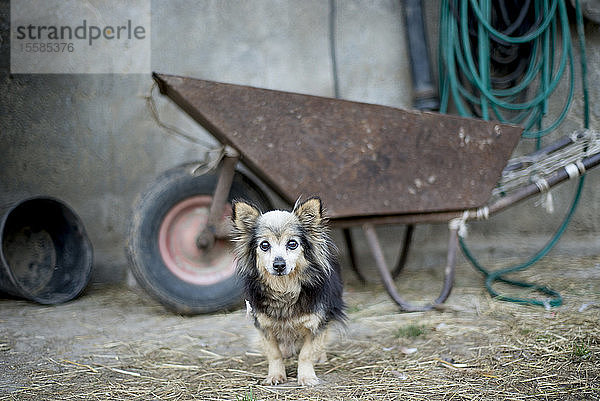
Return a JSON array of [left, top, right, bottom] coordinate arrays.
[[438, 0, 590, 307]]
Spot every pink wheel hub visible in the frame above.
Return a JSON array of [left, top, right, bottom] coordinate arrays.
[[158, 195, 236, 285]]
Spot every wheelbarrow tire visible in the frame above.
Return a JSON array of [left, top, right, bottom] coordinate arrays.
[[127, 163, 272, 315]]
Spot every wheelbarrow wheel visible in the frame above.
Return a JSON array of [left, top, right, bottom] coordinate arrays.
[[127, 163, 272, 314]]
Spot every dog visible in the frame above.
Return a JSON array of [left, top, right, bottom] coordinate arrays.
[[231, 197, 346, 386]]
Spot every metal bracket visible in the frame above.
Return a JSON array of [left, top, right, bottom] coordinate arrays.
[[196, 147, 240, 250]]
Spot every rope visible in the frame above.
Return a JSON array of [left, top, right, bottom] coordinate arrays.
[[494, 129, 599, 198], [145, 82, 225, 175], [439, 0, 590, 307]]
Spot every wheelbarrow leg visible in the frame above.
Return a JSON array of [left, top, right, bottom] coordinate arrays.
[[342, 228, 367, 284], [362, 223, 458, 312], [392, 224, 415, 279]]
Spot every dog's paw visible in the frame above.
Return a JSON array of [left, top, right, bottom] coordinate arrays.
[[298, 374, 321, 386], [262, 373, 286, 385], [316, 351, 328, 364]]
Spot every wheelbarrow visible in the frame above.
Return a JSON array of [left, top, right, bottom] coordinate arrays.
[[127, 73, 600, 314]]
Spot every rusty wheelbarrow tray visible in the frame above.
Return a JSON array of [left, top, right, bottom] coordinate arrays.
[[151, 73, 599, 312]]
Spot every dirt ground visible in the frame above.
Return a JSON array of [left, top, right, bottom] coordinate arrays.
[[1, 254, 599, 401]]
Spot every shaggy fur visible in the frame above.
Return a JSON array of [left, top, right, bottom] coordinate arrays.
[[231, 197, 346, 386]]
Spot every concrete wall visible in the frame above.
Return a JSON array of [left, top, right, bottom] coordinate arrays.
[[1, 0, 599, 284]]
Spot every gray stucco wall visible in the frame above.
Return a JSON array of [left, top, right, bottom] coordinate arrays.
[[1, 0, 599, 284]]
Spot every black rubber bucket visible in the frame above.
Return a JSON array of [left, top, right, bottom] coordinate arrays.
[[0, 197, 93, 304]]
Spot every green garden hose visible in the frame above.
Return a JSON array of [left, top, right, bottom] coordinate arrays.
[[438, 0, 590, 307]]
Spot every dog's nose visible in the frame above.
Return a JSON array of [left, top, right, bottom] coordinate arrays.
[[272, 257, 286, 274]]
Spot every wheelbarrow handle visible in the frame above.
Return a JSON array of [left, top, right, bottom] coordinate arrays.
[[488, 151, 600, 217]]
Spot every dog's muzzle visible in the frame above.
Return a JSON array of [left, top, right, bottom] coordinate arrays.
[[272, 257, 287, 275]]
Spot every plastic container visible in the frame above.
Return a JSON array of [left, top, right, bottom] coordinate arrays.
[[0, 197, 93, 304]]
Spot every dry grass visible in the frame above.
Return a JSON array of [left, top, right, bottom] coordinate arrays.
[[1, 255, 599, 400]]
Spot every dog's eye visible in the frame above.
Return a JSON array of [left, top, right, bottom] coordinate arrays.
[[286, 239, 298, 250], [259, 241, 271, 251]]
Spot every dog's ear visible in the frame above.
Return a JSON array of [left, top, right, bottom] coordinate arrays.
[[232, 201, 260, 234], [293, 197, 323, 228]]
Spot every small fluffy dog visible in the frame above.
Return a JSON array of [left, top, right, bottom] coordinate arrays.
[[231, 197, 345, 386]]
